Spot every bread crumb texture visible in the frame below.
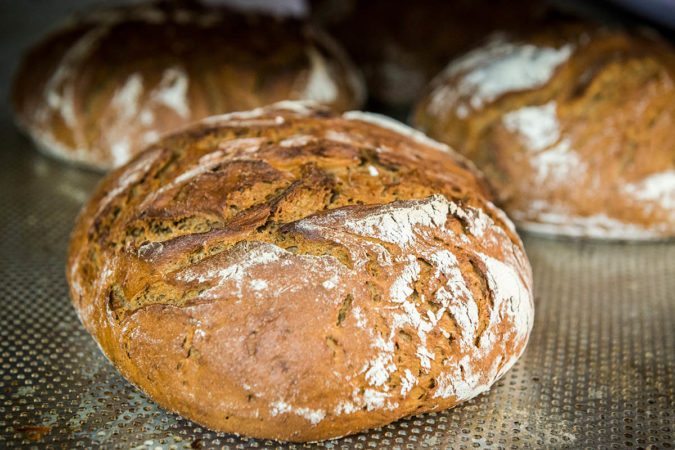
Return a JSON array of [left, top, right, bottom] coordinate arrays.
[[414, 23, 675, 239], [68, 102, 533, 442]]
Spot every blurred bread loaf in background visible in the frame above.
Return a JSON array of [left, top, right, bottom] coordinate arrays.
[[310, 0, 550, 110], [12, 0, 364, 170], [414, 21, 675, 239]]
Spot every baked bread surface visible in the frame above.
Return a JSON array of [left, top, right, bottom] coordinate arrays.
[[12, 2, 364, 170], [68, 102, 533, 442], [414, 23, 675, 239]]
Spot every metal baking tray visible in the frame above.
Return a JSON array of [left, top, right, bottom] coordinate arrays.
[[1, 115, 673, 450], [1, 1, 674, 448]]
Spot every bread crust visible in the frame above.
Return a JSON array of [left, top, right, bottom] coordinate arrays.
[[414, 23, 675, 240], [313, 0, 548, 107], [12, 2, 364, 170], [67, 102, 533, 442]]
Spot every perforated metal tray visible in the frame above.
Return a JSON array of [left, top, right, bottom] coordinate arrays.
[[0, 117, 673, 448], [1, 0, 675, 445]]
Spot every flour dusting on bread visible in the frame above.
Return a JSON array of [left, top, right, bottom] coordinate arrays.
[[291, 194, 531, 412], [344, 111, 452, 153], [67, 103, 533, 441], [14, 3, 363, 170], [153, 67, 191, 118], [414, 25, 675, 240], [428, 36, 573, 116], [624, 171, 675, 211], [299, 48, 339, 104], [503, 101, 560, 150]]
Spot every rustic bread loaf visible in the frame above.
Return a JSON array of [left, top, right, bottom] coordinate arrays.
[[414, 23, 675, 240], [12, 1, 364, 170], [311, 0, 549, 108], [67, 102, 533, 442]]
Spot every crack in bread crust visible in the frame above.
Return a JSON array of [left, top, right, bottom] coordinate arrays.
[[67, 102, 533, 442]]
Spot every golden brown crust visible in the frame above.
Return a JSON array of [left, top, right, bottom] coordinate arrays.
[[12, 2, 364, 170], [67, 102, 533, 442], [414, 23, 675, 239]]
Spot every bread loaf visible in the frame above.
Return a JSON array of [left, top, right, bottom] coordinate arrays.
[[67, 101, 533, 442], [12, 2, 364, 170], [312, 0, 548, 108], [414, 23, 675, 239]]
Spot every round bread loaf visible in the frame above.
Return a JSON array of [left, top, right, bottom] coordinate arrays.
[[414, 23, 675, 240], [312, 0, 548, 108], [67, 102, 533, 442], [12, 1, 364, 170]]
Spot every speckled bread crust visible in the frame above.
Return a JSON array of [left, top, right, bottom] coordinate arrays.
[[12, 2, 364, 171], [312, 0, 548, 108], [67, 102, 533, 442], [414, 23, 675, 240]]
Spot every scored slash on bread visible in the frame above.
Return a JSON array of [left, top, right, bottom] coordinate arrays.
[[67, 101, 533, 442]]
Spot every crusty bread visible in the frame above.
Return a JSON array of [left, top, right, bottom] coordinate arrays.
[[414, 22, 675, 240], [12, 2, 364, 170], [312, 0, 549, 108], [67, 102, 533, 442]]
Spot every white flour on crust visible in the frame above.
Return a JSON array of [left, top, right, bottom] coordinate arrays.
[[343, 111, 453, 154], [200, 100, 318, 126], [286, 195, 532, 413], [515, 212, 671, 240], [502, 101, 585, 185], [104, 67, 192, 166], [428, 35, 573, 117], [160, 194, 531, 421], [298, 47, 338, 104], [92, 105, 533, 424], [501, 102, 672, 239], [624, 170, 675, 212]]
